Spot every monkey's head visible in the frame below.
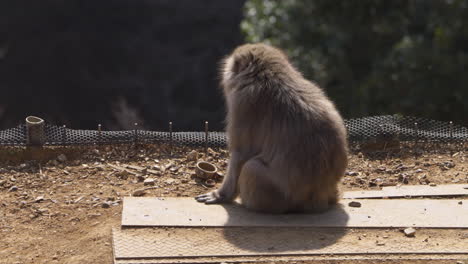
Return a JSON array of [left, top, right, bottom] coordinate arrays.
[[220, 43, 292, 93]]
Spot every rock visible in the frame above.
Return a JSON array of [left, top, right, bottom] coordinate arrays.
[[101, 201, 111, 208], [74, 196, 84, 204], [57, 154, 67, 162], [398, 173, 410, 184], [429, 183, 437, 187], [444, 161, 455, 168], [348, 201, 361, 208], [404, 227, 416, 237], [345, 171, 359, 176], [376, 241, 385, 246], [215, 172, 225, 181], [136, 175, 145, 182], [144, 178, 156, 186], [204, 179, 216, 187], [34, 196, 44, 203], [207, 148, 216, 156], [186, 150, 198, 161], [165, 178, 175, 185], [415, 169, 423, 173], [8, 186, 18, 192], [458, 201, 463, 205], [115, 170, 130, 180], [132, 189, 146, 197]]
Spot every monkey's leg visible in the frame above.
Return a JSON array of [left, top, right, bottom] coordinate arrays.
[[195, 151, 244, 204], [239, 158, 289, 214], [302, 188, 330, 213], [327, 184, 339, 205]]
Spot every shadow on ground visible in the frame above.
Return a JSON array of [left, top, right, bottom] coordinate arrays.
[[220, 203, 350, 253]]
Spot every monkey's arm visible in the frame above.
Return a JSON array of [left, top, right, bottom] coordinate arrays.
[[195, 151, 243, 204]]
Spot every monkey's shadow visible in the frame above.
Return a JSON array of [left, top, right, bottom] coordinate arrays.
[[219, 203, 350, 254]]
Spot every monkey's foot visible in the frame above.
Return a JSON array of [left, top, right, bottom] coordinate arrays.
[[195, 191, 226, 204]]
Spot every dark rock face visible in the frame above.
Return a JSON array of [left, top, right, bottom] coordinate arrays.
[[0, 0, 246, 130]]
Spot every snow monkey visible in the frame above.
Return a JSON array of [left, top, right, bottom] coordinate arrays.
[[195, 43, 348, 214]]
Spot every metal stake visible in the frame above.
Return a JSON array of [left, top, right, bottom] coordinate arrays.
[[134, 123, 138, 146], [169, 121, 173, 155], [205, 121, 209, 153], [62, 125, 67, 145], [98, 124, 102, 144], [413, 122, 418, 144], [449, 121, 453, 142], [413, 122, 419, 157]]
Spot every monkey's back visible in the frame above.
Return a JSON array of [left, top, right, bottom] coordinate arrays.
[[227, 75, 348, 199]]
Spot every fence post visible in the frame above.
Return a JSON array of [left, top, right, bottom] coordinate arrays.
[[25, 116, 45, 146]]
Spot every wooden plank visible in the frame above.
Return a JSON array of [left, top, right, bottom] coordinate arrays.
[[343, 184, 468, 199], [121, 197, 468, 228], [112, 228, 468, 260]]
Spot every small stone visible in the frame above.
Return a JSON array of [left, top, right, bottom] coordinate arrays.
[[8, 186, 18, 192], [187, 150, 198, 162], [34, 196, 44, 203], [404, 227, 416, 237], [376, 241, 385, 246], [458, 201, 463, 205], [74, 196, 84, 204], [101, 202, 111, 208], [204, 179, 216, 187], [429, 183, 436, 187], [132, 189, 146, 197], [415, 169, 423, 173], [144, 178, 155, 186], [165, 178, 175, 185], [57, 154, 67, 162], [348, 201, 361, 208], [207, 148, 216, 156], [345, 171, 359, 176], [456, 261, 465, 264], [136, 175, 145, 182], [115, 170, 130, 180]]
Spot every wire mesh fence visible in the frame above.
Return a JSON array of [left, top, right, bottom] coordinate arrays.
[[0, 115, 467, 147]]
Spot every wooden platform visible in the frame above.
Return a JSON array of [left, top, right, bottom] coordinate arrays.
[[343, 184, 468, 199], [121, 197, 468, 228], [113, 189, 468, 264]]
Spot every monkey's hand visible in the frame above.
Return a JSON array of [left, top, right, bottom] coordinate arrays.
[[195, 190, 227, 204]]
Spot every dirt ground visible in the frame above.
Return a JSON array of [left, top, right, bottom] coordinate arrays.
[[0, 142, 467, 264]]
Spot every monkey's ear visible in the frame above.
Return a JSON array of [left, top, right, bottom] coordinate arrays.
[[231, 57, 242, 75], [231, 52, 254, 74]]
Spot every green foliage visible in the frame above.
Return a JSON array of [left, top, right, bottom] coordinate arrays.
[[242, 0, 468, 125]]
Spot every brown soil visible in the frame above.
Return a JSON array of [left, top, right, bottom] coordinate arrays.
[[0, 143, 467, 264]]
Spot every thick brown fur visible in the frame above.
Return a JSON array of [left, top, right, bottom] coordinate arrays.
[[196, 43, 348, 214]]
